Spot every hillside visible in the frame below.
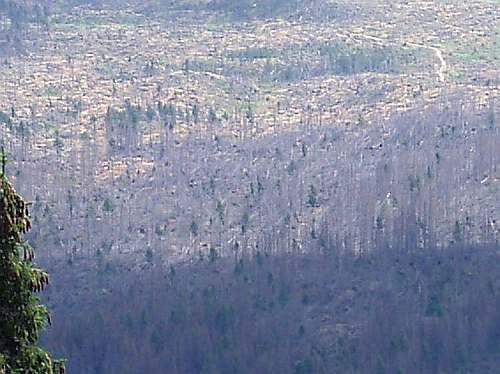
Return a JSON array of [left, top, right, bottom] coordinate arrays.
[[0, 0, 497, 267], [42, 244, 500, 373], [0, 0, 499, 372]]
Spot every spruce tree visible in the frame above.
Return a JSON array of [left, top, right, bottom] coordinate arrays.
[[0, 150, 64, 373]]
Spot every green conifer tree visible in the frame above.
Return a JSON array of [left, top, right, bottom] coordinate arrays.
[[0, 150, 65, 373]]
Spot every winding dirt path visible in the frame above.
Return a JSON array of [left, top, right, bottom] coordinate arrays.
[[406, 42, 447, 82], [337, 31, 448, 83]]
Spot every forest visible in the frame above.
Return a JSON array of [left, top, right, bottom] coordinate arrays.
[[0, 0, 499, 373], [42, 242, 500, 373], [29, 86, 499, 373]]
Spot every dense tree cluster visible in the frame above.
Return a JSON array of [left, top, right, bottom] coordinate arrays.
[[205, 0, 354, 22], [0, 0, 52, 56], [217, 42, 420, 84], [42, 242, 500, 373], [0, 0, 50, 27], [1, 1, 53, 30]]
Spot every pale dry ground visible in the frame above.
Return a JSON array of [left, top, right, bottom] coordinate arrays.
[[0, 0, 497, 182], [0, 0, 498, 148], [0, 0, 498, 264]]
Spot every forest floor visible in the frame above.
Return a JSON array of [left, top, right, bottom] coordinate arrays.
[[1, 0, 498, 146]]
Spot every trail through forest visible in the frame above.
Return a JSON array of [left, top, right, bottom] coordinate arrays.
[[338, 30, 448, 82]]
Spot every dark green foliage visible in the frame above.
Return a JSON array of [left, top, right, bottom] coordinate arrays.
[[190, 221, 199, 237], [0, 111, 10, 125], [207, 0, 294, 20], [425, 294, 444, 317], [226, 47, 278, 61], [145, 105, 156, 123], [294, 357, 314, 374], [307, 185, 319, 208], [0, 1, 50, 27], [227, 41, 420, 84], [102, 198, 114, 213], [278, 284, 290, 308], [209, 247, 218, 263], [208, 107, 218, 124], [317, 42, 418, 76], [453, 221, 462, 244], [42, 244, 500, 373], [144, 247, 154, 263], [0, 152, 64, 373], [205, 0, 349, 22]]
